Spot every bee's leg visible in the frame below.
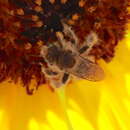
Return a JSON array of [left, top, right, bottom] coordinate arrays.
[[41, 64, 59, 76], [79, 32, 99, 55], [50, 72, 70, 88], [78, 32, 99, 63], [62, 23, 79, 49], [56, 23, 79, 52], [56, 31, 76, 54], [41, 65, 62, 87], [43, 68, 58, 77], [62, 73, 70, 84], [41, 64, 70, 87]]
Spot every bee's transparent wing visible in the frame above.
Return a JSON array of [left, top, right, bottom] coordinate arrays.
[[67, 56, 105, 81]]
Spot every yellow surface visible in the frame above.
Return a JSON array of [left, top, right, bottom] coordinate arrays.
[[0, 27, 130, 130]]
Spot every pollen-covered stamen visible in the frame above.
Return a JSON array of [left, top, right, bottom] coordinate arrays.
[[35, 20, 43, 27], [61, 0, 68, 4], [34, 6, 43, 13], [24, 42, 32, 50], [16, 8, 24, 15], [72, 13, 79, 21], [49, 0, 55, 4], [35, 0, 42, 6], [31, 15, 39, 22], [78, 0, 86, 8]]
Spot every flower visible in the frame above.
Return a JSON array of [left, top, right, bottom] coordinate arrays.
[[0, 24, 130, 130], [0, 0, 130, 130], [0, 0, 129, 92]]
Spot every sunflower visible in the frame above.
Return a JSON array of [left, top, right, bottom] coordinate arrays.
[[0, 35, 130, 129], [0, 0, 130, 130]]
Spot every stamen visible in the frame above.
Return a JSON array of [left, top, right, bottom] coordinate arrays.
[[34, 6, 43, 13], [72, 13, 79, 21], [24, 42, 32, 50], [35, 21, 43, 27], [79, 0, 86, 8], [31, 15, 39, 22], [34, 0, 42, 6], [67, 19, 75, 25], [61, 0, 68, 4], [37, 40, 44, 46], [49, 0, 55, 4], [16, 8, 24, 15]]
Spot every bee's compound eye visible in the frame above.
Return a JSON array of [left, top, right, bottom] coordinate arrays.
[[58, 51, 76, 69]]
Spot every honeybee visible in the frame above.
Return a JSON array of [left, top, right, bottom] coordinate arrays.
[[40, 23, 104, 88]]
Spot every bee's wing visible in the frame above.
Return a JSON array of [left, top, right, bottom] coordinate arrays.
[[67, 56, 105, 81]]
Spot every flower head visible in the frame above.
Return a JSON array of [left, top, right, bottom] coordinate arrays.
[[0, 0, 129, 94], [0, 0, 130, 129]]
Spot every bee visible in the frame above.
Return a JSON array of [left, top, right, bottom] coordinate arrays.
[[39, 23, 105, 88]]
